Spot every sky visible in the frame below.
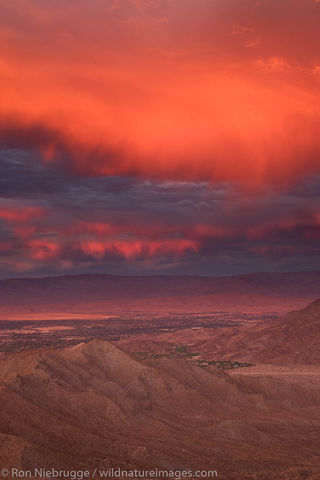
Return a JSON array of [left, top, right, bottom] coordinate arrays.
[[0, 0, 320, 278]]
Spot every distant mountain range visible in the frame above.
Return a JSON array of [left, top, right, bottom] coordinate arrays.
[[1, 271, 320, 317]]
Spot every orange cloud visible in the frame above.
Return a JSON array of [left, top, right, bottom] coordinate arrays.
[[0, 0, 320, 186]]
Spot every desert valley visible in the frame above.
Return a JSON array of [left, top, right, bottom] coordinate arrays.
[[0, 272, 319, 480]]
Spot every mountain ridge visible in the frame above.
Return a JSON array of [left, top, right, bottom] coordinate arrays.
[[0, 339, 320, 479], [1, 270, 320, 315]]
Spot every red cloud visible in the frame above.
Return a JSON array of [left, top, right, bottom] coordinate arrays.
[[0, 205, 46, 223], [27, 239, 60, 261], [0, 242, 13, 253], [0, 200, 319, 272], [80, 238, 198, 260]]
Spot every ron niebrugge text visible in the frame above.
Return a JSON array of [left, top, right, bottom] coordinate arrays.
[[2, 468, 218, 479]]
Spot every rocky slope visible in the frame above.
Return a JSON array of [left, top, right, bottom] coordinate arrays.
[[0, 340, 320, 479]]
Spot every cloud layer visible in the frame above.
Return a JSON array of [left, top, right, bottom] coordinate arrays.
[[1, 0, 320, 185], [1, 1, 320, 276], [0, 150, 320, 276]]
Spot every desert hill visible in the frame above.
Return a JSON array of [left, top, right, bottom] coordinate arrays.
[[116, 298, 320, 366], [0, 340, 320, 479], [196, 297, 320, 365], [1, 271, 320, 317]]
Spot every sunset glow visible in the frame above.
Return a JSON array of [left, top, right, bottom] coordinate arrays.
[[1, 0, 320, 276]]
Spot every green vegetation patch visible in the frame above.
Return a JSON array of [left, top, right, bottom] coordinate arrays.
[[133, 347, 254, 371], [174, 345, 188, 354]]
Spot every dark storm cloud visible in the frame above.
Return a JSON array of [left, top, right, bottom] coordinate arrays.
[[0, 148, 320, 277], [0, 149, 223, 214], [0, 149, 121, 201]]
